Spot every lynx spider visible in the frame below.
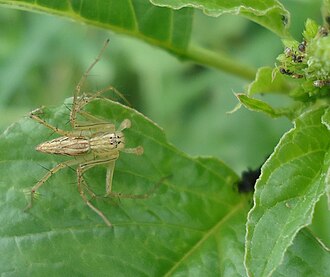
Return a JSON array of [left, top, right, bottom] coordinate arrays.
[[25, 39, 147, 227]]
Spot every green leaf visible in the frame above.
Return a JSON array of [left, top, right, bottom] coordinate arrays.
[[274, 229, 330, 276], [323, 108, 330, 209], [0, 0, 256, 80], [247, 66, 291, 95], [0, 0, 192, 53], [302, 18, 319, 41], [150, 0, 290, 37], [322, 107, 330, 130], [0, 98, 253, 275], [245, 107, 330, 277], [236, 93, 292, 118]]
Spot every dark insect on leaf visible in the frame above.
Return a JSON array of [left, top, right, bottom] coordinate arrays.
[[326, 16, 330, 26], [319, 26, 329, 37], [292, 73, 304, 79], [284, 47, 292, 56], [279, 67, 293, 75], [313, 79, 330, 87], [291, 53, 303, 63], [298, 40, 306, 52], [281, 14, 288, 26], [237, 165, 262, 193]]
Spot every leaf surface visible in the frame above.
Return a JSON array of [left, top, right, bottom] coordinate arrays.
[[247, 67, 291, 96], [0, 0, 256, 79], [150, 0, 290, 37], [245, 107, 330, 277], [273, 229, 330, 277], [0, 98, 251, 276], [236, 93, 292, 118], [0, 0, 192, 53]]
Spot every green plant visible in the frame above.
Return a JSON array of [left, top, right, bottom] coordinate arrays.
[[0, 0, 329, 276]]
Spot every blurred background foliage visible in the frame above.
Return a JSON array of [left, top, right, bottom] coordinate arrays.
[[0, 0, 324, 173]]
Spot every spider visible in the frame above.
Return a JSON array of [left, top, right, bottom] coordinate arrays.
[[25, 39, 145, 227]]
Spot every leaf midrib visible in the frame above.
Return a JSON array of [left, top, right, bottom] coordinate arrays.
[[163, 201, 247, 276]]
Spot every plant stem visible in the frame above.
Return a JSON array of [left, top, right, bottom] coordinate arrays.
[[186, 45, 256, 81]]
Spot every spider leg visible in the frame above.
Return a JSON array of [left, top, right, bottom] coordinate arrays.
[[122, 146, 144, 155], [105, 160, 116, 195], [30, 108, 82, 137], [104, 144, 143, 195], [76, 155, 119, 227], [106, 175, 168, 199], [70, 88, 130, 132], [71, 39, 110, 126], [77, 170, 112, 227], [70, 39, 129, 130], [24, 159, 81, 211], [71, 85, 129, 126]]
